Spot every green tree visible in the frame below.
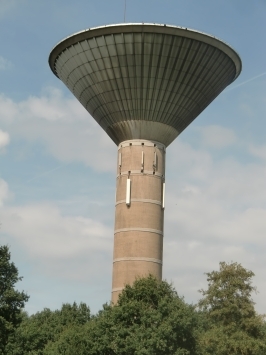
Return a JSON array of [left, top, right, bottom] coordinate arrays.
[[8, 302, 90, 355], [198, 261, 266, 355], [0, 245, 29, 354], [45, 275, 201, 355]]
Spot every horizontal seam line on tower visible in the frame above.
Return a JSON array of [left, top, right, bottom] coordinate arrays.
[[115, 199, 162, 206], [113, 257, 162, 264], [114, 228, 163, 235], [112, 287, 123, 293], [117, 171, 164, 178]]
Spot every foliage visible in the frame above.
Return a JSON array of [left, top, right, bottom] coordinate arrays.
[[43, 276, 201, 355], [198, 261, 266, 355], [7, 302, 90, 355], [0, 245, 29, 354], [2, 248, 266, 355]]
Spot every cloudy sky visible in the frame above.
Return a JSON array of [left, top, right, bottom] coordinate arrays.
[[0, 0, 266, 315]]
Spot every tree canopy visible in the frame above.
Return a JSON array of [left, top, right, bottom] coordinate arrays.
[[26, 276, 201, 355], [7, 302, 90, 355], [0, 245, 29, 354], [198, 261, 266, 355], [1, 245, 265, 355]]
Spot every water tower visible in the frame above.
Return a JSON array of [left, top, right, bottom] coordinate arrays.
[[49, 23, 241, 303]]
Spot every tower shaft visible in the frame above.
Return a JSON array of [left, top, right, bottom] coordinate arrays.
[[112, 139, 165, 303]]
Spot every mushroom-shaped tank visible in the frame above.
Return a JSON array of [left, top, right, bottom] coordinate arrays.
[[49, 23, 241, 146]]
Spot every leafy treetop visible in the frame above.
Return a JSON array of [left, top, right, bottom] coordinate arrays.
[[0, 245, 29, 354]]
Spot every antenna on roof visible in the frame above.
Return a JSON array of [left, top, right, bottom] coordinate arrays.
[[124, 0, 127, 22]]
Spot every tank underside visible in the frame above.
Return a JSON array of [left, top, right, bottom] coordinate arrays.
[[49, 23, 241, 147]]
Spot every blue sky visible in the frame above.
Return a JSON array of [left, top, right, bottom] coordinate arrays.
[[0, 0, 266, 314]]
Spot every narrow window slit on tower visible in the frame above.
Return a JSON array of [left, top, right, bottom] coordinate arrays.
[[141, 151, 144, 171], [118, 152, 122, 167]]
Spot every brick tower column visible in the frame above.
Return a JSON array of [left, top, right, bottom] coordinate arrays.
[[112, 139, 166, 303]]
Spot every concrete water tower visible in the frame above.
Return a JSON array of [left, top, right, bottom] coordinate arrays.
[[49, 23, 241, 303]]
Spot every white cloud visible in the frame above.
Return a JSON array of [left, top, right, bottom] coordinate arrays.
[[163, 238, 262, 307], [167, 140, 213, 181], [0, 179, 9, 207], [2, 203, 112, 259], [0, 129, 9, 149], [249, 144, 266, 160], [1, 202, 113, 280], [166, 140, 266, 244], [198, 125, 237, 148], [0, 0, 23, 18], [163, 139, 266, 313], [0, 88, 116, 172], [0, 56, 12, 70]]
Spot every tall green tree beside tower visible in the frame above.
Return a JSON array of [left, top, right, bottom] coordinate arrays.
[[198, 261, 266, 355], [0, 245, 29, 354]]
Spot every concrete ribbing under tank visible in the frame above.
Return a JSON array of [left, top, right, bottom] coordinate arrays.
[[112, 139, 165, 303]]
